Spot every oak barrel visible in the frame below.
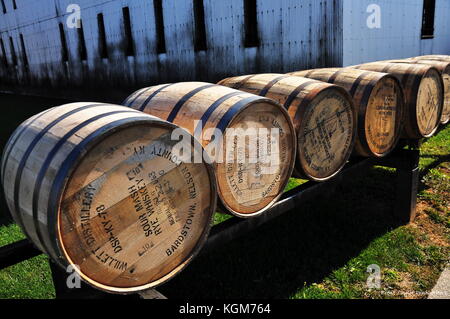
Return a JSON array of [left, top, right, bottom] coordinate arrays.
[[385, 59, 450, 125], [124, 82, 297, 218], [1, 103, 217, 293], [352, 62, 444, 139], [290, 68, 405, 157], [218, 74, 356, 180], [412, 55, 450, 63]]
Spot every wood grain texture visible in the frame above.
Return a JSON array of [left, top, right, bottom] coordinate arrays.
[[387, 58, 450, 125], [1, 103, 217, 294], [124, 82, 297, 217], [412, 55, 450, 63], [352, 62, 444, 139], [219, 74, 356, 180], [290, 68, 405, 157]]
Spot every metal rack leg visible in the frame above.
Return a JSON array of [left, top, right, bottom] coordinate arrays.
[[49, 261, 69, 298], [374, 148, 420, 225], [393, 150, 420, 225]]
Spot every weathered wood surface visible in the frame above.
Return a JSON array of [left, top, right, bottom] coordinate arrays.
[[387, 58, 450, 125], [218, 74, 356, 180], [352, 62, 444, 139], [412, 55, 450, 63], [124, 82, 297, 217], [290, 68, 405, 157], [1, 102, 217, 293]]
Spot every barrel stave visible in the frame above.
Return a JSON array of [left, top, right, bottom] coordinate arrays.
[[219, 74, 356, 181], [1, 103, 217, 293], [385, 58, 450, 125], [412, 55, 450, 63], [124, 82, 297, 217], [291, 68, 405, 157], [352, 62, 444, 138]]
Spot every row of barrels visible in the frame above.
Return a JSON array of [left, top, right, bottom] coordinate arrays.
[[1, 55, 449, 293]]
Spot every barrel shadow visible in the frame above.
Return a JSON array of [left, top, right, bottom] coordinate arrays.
[[159, 167, 400, 299], [0, 202, 12, 226], [419, 154, 450, 191]]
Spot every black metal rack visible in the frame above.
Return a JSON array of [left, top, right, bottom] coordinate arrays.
[[0, 146, 421, 299]]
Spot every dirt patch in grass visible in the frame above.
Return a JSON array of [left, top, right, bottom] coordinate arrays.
[[383, 163, 450, 299], [413, 206, 449, 247]]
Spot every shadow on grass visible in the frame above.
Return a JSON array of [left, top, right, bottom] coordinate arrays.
[[0, 201, 13, 227], [418, 154, 450, 191], [159, 167, 400, 299]]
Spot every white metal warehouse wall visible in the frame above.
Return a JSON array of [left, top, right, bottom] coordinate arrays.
[[0, 0, 343, 98], [342, 0, 450, 66], [1, 0, 449, 98]]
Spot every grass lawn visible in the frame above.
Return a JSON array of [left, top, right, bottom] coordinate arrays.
[[0, 93, 448, 299], [0, 224, 55, 299]]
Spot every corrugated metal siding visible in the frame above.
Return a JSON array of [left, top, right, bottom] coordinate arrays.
[[0, 0, 343, 100], [343, 0, 450, 66]]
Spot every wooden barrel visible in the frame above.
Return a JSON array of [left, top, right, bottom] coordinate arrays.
[[124, 82, 296, 218], [352, 62, 444, 139], [290, 68, 405, 157], [412, 55, 450, 63], [1, 103, 217, 294], [218, 74, 356, 180], [385, 59, 450, 125]]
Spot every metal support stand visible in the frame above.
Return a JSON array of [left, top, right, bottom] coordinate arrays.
[[373, 148, 420, 225], [393, 150, 420, 224], [0, 239, 41, 270]]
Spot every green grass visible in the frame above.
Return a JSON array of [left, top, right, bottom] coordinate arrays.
[[0, 224, 55, 299], [292, 227, 448, 299], [285, 178, 308, 191], [0, 223, 25, 246], [213, 213, 233, 225], [0, 255, 55, 299], [420, 126, 450, 159]]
